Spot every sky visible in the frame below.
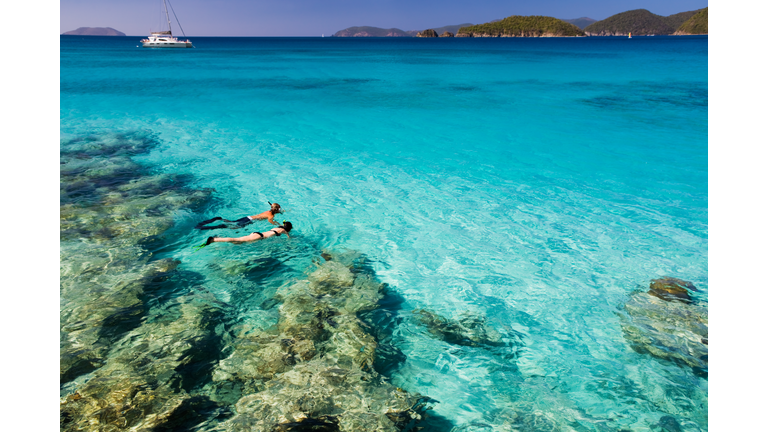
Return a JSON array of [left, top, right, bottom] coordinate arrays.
[[60, 0, 709, 36]]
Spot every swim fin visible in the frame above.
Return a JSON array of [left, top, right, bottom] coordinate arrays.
[[192, 237, 215, 252]]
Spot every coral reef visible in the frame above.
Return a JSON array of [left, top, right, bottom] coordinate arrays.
[[212, 252, 432, 431], [60, 132, 213, 387], [60, 292, 229, 431], [620, 278, 707, 373], [60, 133, 431, 431], [60, 132, 229, 429]]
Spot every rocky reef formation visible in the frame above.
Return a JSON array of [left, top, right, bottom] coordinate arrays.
[[60, 132, 232, 429], [620, 277, 707, 374], [211, 252, 432, 431], [416, 29, 438, 38], [440, 31, 454, 38], [61, 291, 229, 431], [62, 27, 126, 36], [648, 277, 699, 303], [60, 133, 433, 430], [60, 132, 212, 388], [414, 309, 506, 348]]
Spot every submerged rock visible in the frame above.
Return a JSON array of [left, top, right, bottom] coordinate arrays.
[[620, 278, 707, 373], [60, 132, 223, 429], [60, 293, 228, 431], [414, 309, 505, 348], [213, 252, 432, 431], [648, 277, 699, 303]]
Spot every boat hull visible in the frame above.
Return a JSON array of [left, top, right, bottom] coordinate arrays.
[[141, 41, 192, 48]]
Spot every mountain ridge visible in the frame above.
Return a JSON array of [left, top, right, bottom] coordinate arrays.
[[561, 17, 597, 29], [333, 23, 473, 37], [62, 27, 126, 36], [584, 9, 704, 36]]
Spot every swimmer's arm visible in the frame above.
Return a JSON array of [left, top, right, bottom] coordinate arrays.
[[267, 214, 278, 225]]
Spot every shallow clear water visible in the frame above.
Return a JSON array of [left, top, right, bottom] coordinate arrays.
[[61, 35, 707, 431]]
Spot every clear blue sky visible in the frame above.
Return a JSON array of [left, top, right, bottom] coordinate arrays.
[[60, 0, 708, 36]]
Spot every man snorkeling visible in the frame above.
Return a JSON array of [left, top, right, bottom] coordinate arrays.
[[195, 202, 284, 230], [193, 221, 293, 251]]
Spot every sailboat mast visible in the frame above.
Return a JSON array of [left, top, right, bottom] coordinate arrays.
[[163, 0, 173, 34]]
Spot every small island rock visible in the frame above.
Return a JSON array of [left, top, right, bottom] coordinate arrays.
[[440, 31, 454, 37], [417, 29, 438, 38]]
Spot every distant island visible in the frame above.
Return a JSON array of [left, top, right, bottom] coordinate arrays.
[[332, 26, 412, 37], [562, 17, 597, 30], [333, 17, 584, 38], [457, 16, 584, 37], [332, 23, 472, 37], [62, 27, 126, 36], [674, 8, 708, 35], [584, 8, 704, 36]]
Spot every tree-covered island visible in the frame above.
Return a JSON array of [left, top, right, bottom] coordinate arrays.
[[457, 15, 585, 37], [675, 8, 708, 35], [584, 8, 705, 36]]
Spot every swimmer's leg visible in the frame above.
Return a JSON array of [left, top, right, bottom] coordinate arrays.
[[195, 216, 224, 229], [198, 224, 228, 230], [236, 217, 253, 228]]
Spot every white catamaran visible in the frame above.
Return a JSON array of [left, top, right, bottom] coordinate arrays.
[[141, 0, 193, 48]]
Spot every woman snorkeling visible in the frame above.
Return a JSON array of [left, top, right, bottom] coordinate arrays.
[[195, 202, 284, 230], [193, 221, 293, 251]]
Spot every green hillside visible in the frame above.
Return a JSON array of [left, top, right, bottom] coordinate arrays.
[[675, 8, 708, 35], [584, 8, 705, 35], [457, 15, 584, 37], [584, 9, 671, 35], [664, 9, 702, 29]]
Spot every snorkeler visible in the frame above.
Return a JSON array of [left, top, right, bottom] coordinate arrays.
[[195, 202, 284, 230], [193, 221, 293, 251]]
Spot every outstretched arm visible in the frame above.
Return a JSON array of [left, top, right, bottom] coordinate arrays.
[[267, 214, 278, 225]]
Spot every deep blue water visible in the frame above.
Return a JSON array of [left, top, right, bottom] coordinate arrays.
[[60, 35, 708, 431]]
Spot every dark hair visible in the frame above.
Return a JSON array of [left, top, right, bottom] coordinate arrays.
[[282, 221, 293, 232]]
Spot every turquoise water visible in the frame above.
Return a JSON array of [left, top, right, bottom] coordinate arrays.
[[60, 35, 707, 431]]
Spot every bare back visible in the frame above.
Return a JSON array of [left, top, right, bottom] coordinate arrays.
[[249, 210, 278, 225]]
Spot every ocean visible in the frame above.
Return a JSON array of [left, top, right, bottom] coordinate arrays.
[[60, 35, 708, 432]]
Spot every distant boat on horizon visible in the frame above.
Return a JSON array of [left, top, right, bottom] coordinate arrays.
[[141, 0, 192, 48]]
